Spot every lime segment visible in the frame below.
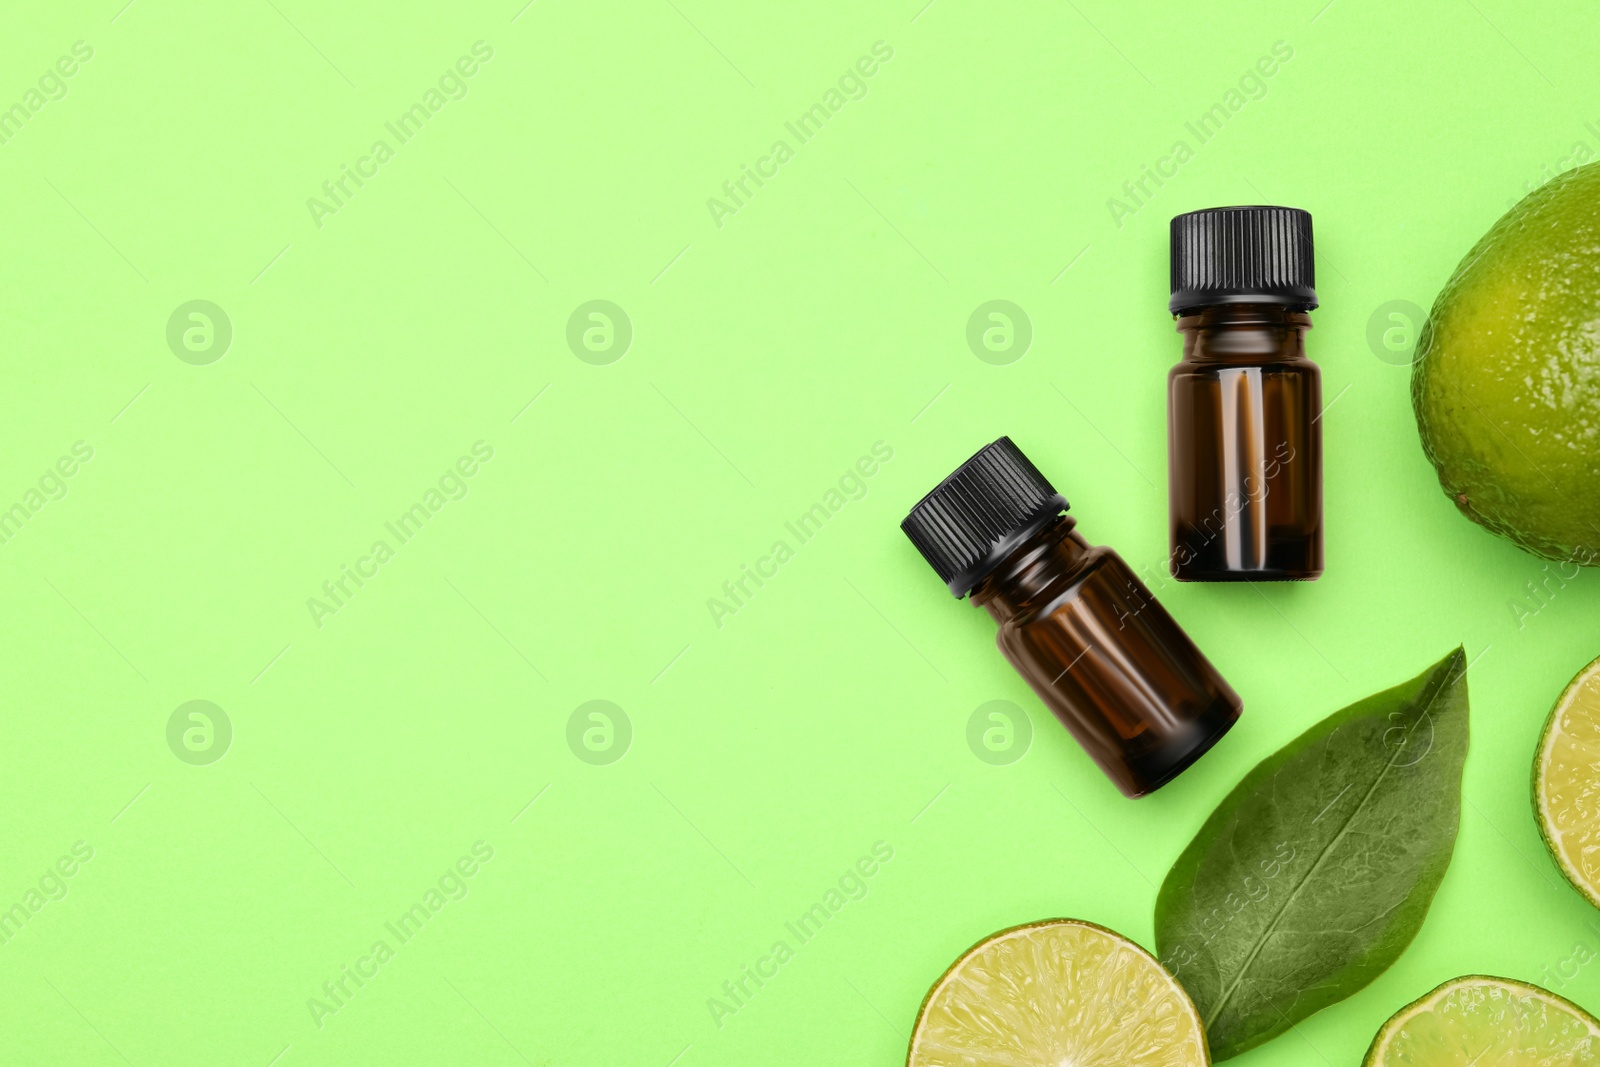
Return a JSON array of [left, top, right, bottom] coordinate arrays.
[[908, 919, 1207, 1067], [1536, 655, 1600, 908], [1363, 975, 1600, 1064]]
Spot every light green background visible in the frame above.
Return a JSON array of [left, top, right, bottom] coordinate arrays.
[[2, 0, 1598, 1063]]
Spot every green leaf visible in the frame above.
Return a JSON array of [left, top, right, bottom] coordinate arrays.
[[1154, 647, 1470, 1060]]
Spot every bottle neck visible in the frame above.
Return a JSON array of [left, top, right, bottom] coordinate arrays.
[[1175, 302, 1312, 364], [970, 514, 1094, 624]]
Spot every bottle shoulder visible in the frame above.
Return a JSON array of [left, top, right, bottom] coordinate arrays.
[[1170, 354, 1321, 378], [995, 544, 1121, 631], [1172, 308, 1318, 373]]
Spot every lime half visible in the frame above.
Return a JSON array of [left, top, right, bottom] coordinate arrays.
[[1535, 655, 1600, 908], [1363, 975, 1600, 1064], [908, 918, 1207, 1067]]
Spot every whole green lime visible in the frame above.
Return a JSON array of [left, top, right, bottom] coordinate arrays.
[[1412, 162, 1600, 564]]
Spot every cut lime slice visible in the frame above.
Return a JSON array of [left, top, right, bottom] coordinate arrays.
[[908, 918, 1208, 1067], [1363, 975, 1600, 1064], [1535, 655, 1600, 909]]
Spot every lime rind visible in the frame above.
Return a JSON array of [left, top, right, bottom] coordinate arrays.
[[1410, 161, 1600, 564]]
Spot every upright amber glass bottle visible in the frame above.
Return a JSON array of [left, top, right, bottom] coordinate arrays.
[[1168, 206, 1324, 581], [901, 438, 1241, 797]]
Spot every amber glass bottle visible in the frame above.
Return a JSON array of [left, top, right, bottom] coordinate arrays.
[[1168, 206, 1323, 581], [901, 438, 1241, 797]]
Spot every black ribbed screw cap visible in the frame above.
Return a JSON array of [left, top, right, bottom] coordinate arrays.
[[1169, 205, 1316, 315], [900, 437, 1068, 598]]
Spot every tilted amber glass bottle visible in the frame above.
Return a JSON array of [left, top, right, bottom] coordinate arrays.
[[1168, 206, 1324, 581], [901, 438, 1241, 797]]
